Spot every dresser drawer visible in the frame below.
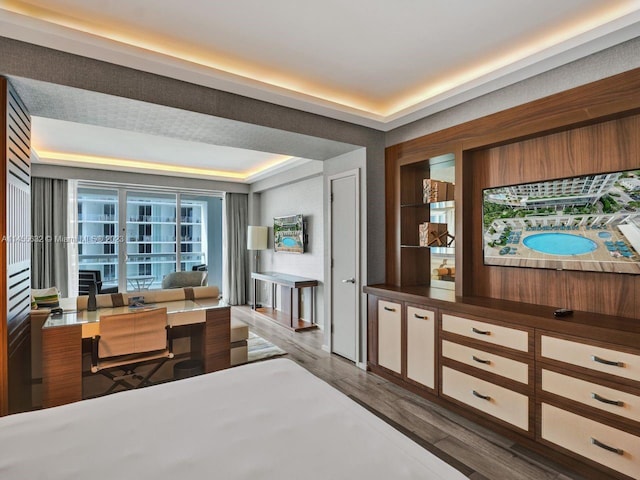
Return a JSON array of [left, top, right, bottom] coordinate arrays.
[[541, 335, 640, 383], [442, 340, 529, 384], [442, 366, 529, 431], [541, 403, 640, 479], [378, 300, 401, 374], [406, 306, 435, 389], [442, 314, 529, 352], [542, 369, 640, 424]]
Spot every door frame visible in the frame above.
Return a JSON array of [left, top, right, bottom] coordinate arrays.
[[327, 168, 362, 367]]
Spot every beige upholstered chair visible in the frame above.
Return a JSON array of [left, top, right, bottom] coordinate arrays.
[[161, 271, 207, 289], [90, 307, 173, 395]]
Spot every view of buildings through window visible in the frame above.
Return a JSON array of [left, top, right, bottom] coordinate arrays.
[[77, 186, 216, 291]]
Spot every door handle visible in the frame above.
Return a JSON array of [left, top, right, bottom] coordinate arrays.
[[341, 278, 356, 284]]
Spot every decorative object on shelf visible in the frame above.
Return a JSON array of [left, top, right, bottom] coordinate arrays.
[[419, 222, 452, 247], [432, 266, 455, 281], [423, 179, 455, 203]]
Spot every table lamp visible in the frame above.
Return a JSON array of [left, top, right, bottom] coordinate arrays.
[[247, 226, 268, 268], [247, 226, 268, 307]]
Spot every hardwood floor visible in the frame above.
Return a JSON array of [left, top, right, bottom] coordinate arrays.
[[233, 306, 587, 480]]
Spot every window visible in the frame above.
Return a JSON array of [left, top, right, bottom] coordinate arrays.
[[77, 188, 118, 291], [77, 185, 218, 292]]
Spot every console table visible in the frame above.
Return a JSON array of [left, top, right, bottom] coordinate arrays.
[[251, 271, 317, 332]]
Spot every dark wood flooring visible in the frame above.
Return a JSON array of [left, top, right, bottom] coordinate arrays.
[[233, 306, 587, 480]]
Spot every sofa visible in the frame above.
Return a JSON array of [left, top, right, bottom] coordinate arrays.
[[31, 285, 249, 405]]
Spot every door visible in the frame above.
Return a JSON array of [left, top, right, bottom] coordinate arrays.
[[330, 172, 359, 361]]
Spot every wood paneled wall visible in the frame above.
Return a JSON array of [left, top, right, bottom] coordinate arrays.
[[1, 77, 32, 415], [386, 67, 640, 320], [464, 115, 640, 318]]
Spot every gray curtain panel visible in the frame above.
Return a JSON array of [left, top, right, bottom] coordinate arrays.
[[31, 177, 69, 297], [225, 192, 248, 305]]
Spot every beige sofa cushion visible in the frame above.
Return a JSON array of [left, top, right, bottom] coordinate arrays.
[[76, 286, 220, 311], [129, 289, 185, 304], [231, 317, 249, 343], [190, 285, 219, 299]]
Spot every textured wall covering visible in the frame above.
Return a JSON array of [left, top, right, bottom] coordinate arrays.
[[0, 36, 387, 284], [258, 175, 324, 325], [11, 77, 360, 161]]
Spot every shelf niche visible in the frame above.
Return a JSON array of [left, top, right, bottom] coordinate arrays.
[[398, 153, 455, 290]]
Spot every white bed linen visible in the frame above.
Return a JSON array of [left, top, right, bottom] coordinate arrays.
[[0, 359, 466, 480]]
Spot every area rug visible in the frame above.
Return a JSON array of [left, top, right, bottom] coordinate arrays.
[[247, 331, 287, 363]]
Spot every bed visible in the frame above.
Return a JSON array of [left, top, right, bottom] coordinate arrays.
[[0, 359, 466, 479]]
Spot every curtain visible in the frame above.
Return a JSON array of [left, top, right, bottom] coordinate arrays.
[[223, 193, 248, 305], [31, 177, 69, 297]]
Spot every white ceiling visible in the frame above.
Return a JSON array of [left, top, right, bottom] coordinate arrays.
[[2, 0, 640, 181], [31, 117, 317, 182]]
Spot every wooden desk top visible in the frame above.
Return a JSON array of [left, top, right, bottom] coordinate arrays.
[[251, 271, 318, 288], [43, 298, 229, 338]]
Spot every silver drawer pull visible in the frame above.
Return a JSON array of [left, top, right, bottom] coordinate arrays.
[[472, 327, 491, 335], [591, 392, 624, 407], [472, 355, 491, 365], [591, 355, 624, 367], [591, 437, 624, 455], [414, 313, 427, 319], [383, 306, 396, 312], [472, 390, 491, 401]]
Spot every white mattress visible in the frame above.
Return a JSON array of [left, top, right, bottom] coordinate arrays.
[[0, 359, 466, 480]]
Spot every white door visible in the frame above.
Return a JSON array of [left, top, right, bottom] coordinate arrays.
[[330, 172, 359, 361]]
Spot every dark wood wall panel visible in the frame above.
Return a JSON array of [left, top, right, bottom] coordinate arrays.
[[465, 115, 640, 318], [6, 79, 31, 329], [1, 77, 32, 415], [204, 308, 230, 373], [0, 77, 7, 416], [8, 319, 30, 413]]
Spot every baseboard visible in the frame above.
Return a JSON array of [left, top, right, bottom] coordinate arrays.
[[321, 344, 331, 353]]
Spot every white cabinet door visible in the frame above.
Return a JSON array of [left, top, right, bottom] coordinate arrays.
[[406, 306, 435, 389], [378, 300, 401, 374]]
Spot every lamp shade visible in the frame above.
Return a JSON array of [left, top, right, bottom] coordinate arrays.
[[247, 226, 268, 250]]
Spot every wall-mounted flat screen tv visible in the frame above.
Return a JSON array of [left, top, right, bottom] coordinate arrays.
[[274, 214, 304, 254], [482, 169, 640, 274]]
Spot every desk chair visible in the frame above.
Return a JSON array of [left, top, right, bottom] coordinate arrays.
[[79, 270, 118, 295], [90, 307, 173, 395]]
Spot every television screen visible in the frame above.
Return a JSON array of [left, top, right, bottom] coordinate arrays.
[[482, 169, 640, 274], [274, 214, 304, 254]]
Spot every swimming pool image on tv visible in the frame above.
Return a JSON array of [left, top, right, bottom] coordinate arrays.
[[523, 233, 597, 256], [282, 237, 298, 247]]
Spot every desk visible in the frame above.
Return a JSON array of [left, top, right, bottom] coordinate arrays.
[[127, 275, 155, 290], [41, 299, 230, 408], [251, 272, 318, 332]]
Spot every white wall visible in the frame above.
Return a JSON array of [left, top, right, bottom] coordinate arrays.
[[250, 149, 368, 358], [256, 175, 324, 326]]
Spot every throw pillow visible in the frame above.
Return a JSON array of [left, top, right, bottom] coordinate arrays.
[[32, 287, 60, 309]]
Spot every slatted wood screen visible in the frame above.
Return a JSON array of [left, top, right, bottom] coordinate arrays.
[[0, 77, 31, 415]]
